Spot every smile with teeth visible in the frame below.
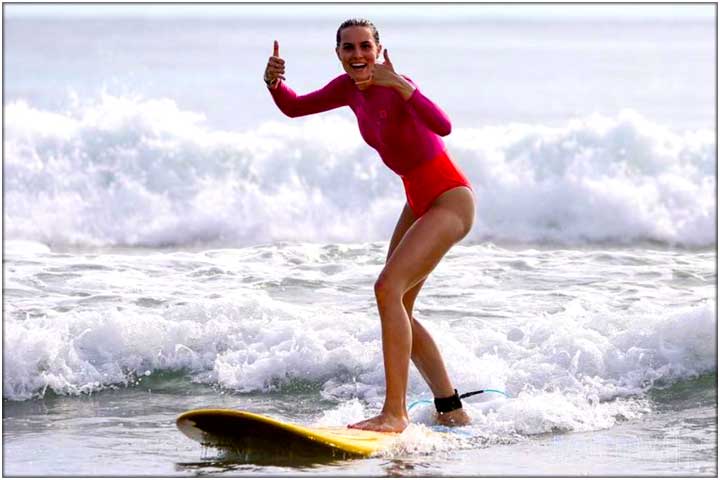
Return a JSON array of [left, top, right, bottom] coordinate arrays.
[[351, 63, 368, 70]]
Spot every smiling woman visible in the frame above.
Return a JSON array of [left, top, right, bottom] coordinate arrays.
[[2, 5, 716, 474], [263, 18, 476, 433]]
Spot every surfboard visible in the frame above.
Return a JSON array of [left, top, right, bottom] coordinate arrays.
[[176, 408, 398, 459]]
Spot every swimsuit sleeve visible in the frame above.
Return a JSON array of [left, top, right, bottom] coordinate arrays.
[[269, 75, 349, 118], [403, 76, 452, 137]]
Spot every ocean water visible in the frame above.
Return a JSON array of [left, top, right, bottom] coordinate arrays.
[[3, 4, 717, 477]]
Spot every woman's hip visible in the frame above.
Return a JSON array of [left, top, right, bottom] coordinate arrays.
[[400, 150, 473, 218]]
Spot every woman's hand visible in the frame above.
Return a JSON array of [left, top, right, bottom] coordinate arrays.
[[356, 49, 416, 100], [264, 40, 285, 89]]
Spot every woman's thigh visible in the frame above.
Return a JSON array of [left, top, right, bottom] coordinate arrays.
[[386, 202, 417, 263], [377, 187, 474, 297], [387, 204, 426, 314]]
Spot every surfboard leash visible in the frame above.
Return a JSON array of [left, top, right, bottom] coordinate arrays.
[[408, 388, 510, 412], [459, 389, 510, 399]]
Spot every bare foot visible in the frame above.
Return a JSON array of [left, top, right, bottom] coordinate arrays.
[[436, 408, 471, 427], [348, 412, 409, 433]]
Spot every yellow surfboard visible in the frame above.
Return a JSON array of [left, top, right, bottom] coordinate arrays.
[[176, 409, 398, 459]]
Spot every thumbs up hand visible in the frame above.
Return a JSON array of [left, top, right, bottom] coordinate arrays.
[[264, 40, 285, 89]]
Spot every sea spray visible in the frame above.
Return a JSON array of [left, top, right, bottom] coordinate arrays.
[[5, 97, 716, 248]]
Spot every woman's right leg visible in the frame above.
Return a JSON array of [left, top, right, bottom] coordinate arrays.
[[388, 204, 470, 425]]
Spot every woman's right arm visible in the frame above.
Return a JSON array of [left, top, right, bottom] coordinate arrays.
[[264, 40, 348, 118]]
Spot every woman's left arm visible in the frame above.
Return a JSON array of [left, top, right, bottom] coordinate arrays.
[[371, 50, 452, 136], [400, 76, 452, 136]]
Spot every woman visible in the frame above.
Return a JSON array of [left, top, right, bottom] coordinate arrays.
[[263, 18, 474, 433]]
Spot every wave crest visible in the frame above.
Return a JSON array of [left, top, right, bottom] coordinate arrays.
[[5, 96, 716, 247]]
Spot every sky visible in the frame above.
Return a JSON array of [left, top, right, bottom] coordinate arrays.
[[4, 2, 715, 21]]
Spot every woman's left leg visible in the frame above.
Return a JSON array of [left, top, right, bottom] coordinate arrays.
[[349, 186, 475, 432]]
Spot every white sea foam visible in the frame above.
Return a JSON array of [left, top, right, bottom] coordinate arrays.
[[4, 96, 716, 248], [7, 298, 709, 430], [3, 243, 715, 438]]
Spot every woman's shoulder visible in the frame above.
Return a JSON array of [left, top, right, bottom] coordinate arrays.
[[317, 73, 353, 101]]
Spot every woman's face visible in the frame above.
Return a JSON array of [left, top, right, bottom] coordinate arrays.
[[336, 26, 381, 85]]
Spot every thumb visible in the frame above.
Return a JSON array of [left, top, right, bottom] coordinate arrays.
[[383, 48, 391, 65], [273, 40, 279, 57]]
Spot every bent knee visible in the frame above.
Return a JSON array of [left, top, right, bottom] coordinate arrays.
[[374, 274, 404, 304]]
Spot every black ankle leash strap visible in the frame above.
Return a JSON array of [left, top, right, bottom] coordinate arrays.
[[459, 389, 486, 399], [434, 389, 488, 413]]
